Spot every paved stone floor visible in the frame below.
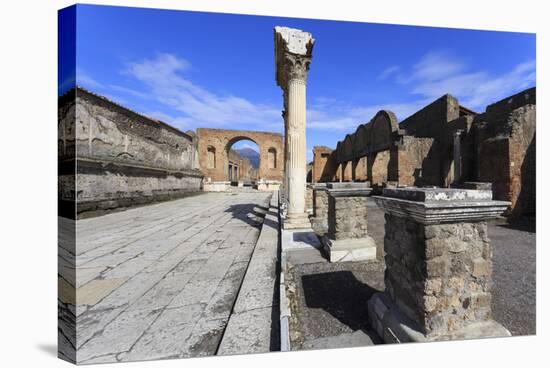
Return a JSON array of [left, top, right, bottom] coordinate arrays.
[[287, 198, 536, 349], [64, 190, 272, 363]]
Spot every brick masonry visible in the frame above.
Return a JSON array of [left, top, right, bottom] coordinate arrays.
[[311, 88, 536, 217], [196, 128, 284, 182]]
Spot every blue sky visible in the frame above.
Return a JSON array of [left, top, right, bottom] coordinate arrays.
[[60, 4, 536, 160]]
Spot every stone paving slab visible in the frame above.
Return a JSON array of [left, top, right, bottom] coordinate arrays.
[[59, 191, 273, 364]]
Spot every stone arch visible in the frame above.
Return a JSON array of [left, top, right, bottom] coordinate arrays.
[[225, 136, 259, 182], [368, 110, 398, 153], [354, 124, 369, 157], [336, 141, 344, 163], [196, 128, 284, 182], [343, 134, 355, 161], [365, 110, 399, 184]]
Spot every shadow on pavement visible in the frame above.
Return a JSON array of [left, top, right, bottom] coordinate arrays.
[[301, 271, 378, 332]]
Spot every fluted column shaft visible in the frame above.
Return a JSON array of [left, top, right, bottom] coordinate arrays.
[[286, 78, 307, 217], [274, 26, 314, 229]]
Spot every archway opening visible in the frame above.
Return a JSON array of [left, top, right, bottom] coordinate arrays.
[[226, 138, 260, 185]]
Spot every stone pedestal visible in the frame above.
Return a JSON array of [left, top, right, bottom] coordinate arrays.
[[310, 183, 329, 236], [255, 180, 282, 192], [321, 182, 376, 262], [306, 184, 315, 214], [275, 26, 315, 230], [451, 182, 493, 191], [369, 188, 511, 343], [203, 181, 230, 192]]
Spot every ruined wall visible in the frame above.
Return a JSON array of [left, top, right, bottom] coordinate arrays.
[[305, 89, 535, 218], [58, 87, 203, 218], [354, 156, 368, 181], [397, 136, 435, 187], [58, 90, 77, 218], [446, 115, 475, 185], [369, 150, 391, 185], [312, 146, 336, 182], [239, 156, 254, 182], [399, 94, 463, 187], [473, 88, 536, 216], [342, 161, 353, 181]]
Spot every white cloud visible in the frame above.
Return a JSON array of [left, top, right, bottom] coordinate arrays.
[[121, 54, 414, 136], [306, 99, 428, 132], [403, 51, 464, 83], [391, 51, 535, 110], [124, 53, 283, 131], [107, 84, 149, 100], [91, 50, 534, 143], [378, 65, 400, 80], [142, 110, 193, 131], [77, 68, 103, 89]]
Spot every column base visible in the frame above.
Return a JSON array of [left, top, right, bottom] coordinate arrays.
[[367, 293, 511, 344], [283, 213, 311, 230], [321, 236, 377, 263]]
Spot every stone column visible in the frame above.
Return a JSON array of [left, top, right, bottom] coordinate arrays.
[[453, 130, 463, 184], [369, 188, 511, 343], [282, 93, 289, 211], [275, 26, 315, 229], [321, 182, 376, 262]]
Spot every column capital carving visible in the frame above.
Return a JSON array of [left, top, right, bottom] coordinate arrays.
[[283, 54, 311, 83], [274, 26, 315, 88]]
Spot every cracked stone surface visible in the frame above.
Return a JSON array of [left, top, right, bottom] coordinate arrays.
[[59, 191, 272, 363]]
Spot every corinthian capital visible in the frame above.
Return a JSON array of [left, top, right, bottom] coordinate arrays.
[[274, 26, 315, 87], [284, 54, 311, 82]]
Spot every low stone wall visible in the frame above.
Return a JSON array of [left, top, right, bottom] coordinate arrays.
[[74, 160, 203, 216]]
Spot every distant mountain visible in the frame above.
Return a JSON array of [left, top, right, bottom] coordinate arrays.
[[234, 147, 260, 168]]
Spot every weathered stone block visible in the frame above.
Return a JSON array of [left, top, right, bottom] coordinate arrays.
[[425, 258, 446, 277], [369, 187, 510, 342], [472, 258, 490, 277], [322, 184, 376, 263]]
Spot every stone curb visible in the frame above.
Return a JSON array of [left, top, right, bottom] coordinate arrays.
[[216, 191, 280, 355], [278, 192, 292, 352]]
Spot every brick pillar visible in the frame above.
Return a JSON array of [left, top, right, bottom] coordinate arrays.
[[369, 187, 511, 343], [321, 182, 376, 262]]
